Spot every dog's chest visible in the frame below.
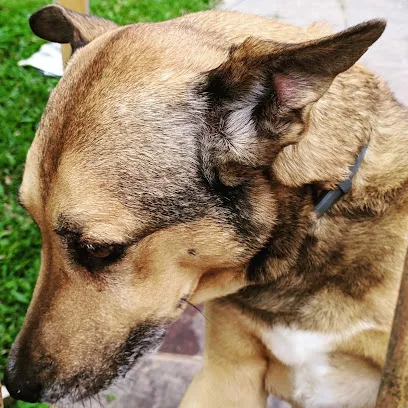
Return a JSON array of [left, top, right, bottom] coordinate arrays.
[[264, 325, 339, 366], [262, 324, 381, 407]]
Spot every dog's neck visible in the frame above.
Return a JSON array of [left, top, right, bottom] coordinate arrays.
[[228, 68, 408, 323]]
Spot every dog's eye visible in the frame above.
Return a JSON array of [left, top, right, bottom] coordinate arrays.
[[55, 226, 126, 271], [73, 242, 126, 271], [86, 244, 115, 258]]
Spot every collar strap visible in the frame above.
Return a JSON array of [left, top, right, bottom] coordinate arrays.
[[315, 145, 368, 217]]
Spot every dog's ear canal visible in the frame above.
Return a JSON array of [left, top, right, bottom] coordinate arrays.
[[200, 19, 386, 186], [29, 5, 117, 52]]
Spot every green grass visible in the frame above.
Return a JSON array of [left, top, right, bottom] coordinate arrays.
[[0, 0, 212, 406]]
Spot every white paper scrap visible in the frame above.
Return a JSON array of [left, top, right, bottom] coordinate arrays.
[[18, 42, 63, 77]]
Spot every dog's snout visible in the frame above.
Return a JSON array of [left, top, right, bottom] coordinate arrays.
[[4, 342, 45, 403], [4, 360, 43, 403]]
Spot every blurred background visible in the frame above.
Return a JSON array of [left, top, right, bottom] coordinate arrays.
[[0, 0, 406, 407]]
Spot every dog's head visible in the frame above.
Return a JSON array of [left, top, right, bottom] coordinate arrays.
[[5, 5, 385, 404]]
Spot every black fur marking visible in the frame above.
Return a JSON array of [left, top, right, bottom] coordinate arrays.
[[234, 225, 388, 327], [137, 187, 209, 229], [195, 162, 265, 250], [203, 68, 236, 103], [246, 183, 312, 281], [195, 76, 273, 249], [251, 75, 279, 135], [114, 322, 168, 377]]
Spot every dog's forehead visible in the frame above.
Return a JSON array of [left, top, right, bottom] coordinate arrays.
[[21, 24, 229, 233], [28, 24, 222, 191]]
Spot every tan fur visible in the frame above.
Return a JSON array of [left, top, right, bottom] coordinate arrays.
[[5, 6, 408, 408]]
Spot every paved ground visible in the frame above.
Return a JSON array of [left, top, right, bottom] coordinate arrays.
[[4, 2, 404, 408]]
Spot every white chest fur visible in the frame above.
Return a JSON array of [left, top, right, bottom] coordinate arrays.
[[263, 324, 381, 408]]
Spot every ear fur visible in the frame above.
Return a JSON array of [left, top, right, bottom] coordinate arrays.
[[212, 19, 386, 108], [29, 5, 118, 51], [200, 19, 386, 186]]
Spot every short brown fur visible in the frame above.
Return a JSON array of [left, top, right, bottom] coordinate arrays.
[[5, 5, 408, 408]]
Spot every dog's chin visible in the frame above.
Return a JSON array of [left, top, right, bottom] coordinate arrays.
[[40, 323, 168, 404]]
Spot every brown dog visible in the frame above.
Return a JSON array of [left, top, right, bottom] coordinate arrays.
[[4, 4, 408, 407]]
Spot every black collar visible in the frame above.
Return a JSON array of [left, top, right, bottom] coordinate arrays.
[[315, 145, 368, 217]]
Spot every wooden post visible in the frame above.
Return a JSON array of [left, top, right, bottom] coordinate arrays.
[[56, 0, 90, 68], [376, 249, 408, 407]]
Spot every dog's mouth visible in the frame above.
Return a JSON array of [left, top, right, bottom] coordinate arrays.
[[39, 322, 168, 404]]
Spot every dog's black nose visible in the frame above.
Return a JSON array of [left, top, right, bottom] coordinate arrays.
[[4, 358, 43, 403]]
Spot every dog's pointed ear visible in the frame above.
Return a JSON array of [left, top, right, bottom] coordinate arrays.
[[211, 19, 386, 109], [200, 20, 386, 186], [29, 5, 118, 50]]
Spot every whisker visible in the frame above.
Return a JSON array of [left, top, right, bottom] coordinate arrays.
[[91, 395, 100, 408], [113, 382, 128, 393], [96, 394, 105, 408], [184, 300, 212, 324]]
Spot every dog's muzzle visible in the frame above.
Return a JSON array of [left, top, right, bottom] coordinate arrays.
[[4, 322, 168, 403]]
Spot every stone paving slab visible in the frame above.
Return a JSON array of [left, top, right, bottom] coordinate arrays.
[[160, 307, 205, 356], [219, 0, 408, 105]]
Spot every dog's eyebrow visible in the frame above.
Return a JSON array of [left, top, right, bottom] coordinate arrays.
[[53, 213, 140, 246], [53, 214, 83, 238]]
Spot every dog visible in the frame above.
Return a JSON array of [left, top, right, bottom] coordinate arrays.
[[4, 4, 408, 407]]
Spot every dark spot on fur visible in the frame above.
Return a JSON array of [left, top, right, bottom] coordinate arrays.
[[177, 294, 190, 309], [188, 248, 197, 255]]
